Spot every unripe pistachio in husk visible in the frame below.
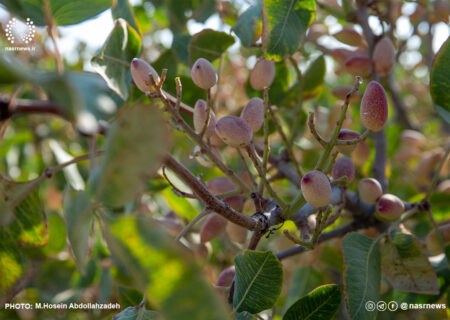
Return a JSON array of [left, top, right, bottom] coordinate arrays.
[[330, 48, 355, 64], [210, 132, 225, 147], [130, 58, 160, 93], [200, 214, 227, 243], [352, 140, 370, 166], [345, 55, 372, 77], [250, 58, 275, 90], [436, 180, 450, 194], [373, 36, 395, 76], [331, 157, 355, 183], [191, 58, 217, 89], [375, 194, 404, 221], [226, 222, 248, 244], [206, 177, 236, 195], [358, 178, 383, 204], [332, 28, 365, 47], [193, 99, 216, 138], [301, 170, 332, 207], [336, 129, 361, 154], [215, 116, 253, 147], [216, 266, 235, 287], [240, 97, 264, 132], [399, 130, 426, 148], [414, 149, 445, 184], [360, 81, 388, 132]]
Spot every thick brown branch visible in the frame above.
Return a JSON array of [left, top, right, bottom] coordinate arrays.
[[0, 98, 70, 121], [163, 154, 261, 231]]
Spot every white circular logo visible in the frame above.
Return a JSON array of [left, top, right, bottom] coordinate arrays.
[[400, 302, 408, 310], [365, 301, 376, 312], [388, 301, 398, 311], [4, 17, 36, 44], [377, 301, 387, 311]]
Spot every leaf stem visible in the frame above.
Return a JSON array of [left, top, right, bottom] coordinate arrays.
[[307, 111, 327, 148], [200, 89, 212, 138], [269, 105, 303, 178], [175, 208, 211, 241], [283, 230, 313, 248], [237, 148, 257, 190], [259, 87, 271, 194], [246, 144, 287, 208], [175, 77, 182, 112]]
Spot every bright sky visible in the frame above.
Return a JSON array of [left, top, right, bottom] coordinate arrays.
[[0, 1, 448, 72]]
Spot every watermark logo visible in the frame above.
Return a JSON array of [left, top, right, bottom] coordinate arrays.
[[388, 301, 398, 311], [3, 17, 36, 52], [365, 301, 376, 312], [376, 301, 387, 312], [365, 300, 446, 312]]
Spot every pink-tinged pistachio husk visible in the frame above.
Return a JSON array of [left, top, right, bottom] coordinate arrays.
[[193, 145, 222, 168], [328, 104, 352, 131], [226, 223, 248, 244], [436, 180, 450, 194], [345, 55, 372, 77], [399, 130, 426, 148], [223, 195, 244, 211], [321, 0, 341, 9], [336, 129, 361, 154], [194, 243, 209, 258], [240, 97, 264, 132], [210, 132, 225, 147], [414, 149, 445, 183], [360, 81, 388, 132], [375, 194, 404, 221], [426, 224, 450, 255], [191, 58, 217, 89], [207, 177, 242, 209], [373, 36, 395, 76], [130, 58, 160, 93], [394, 146, 420, 163], [206, 177, 236, 195], [332, 28, 365, 47], [352, 141, 370, 166], [306, 23, 328, 41], [357, 178, 383, 204], [215, 116, 253, 147], [250, 58, 275, 90], [331, 157, 355, 183], [216, 266, 236, 286], [193, 99, 216, 138], [331, 86, 362, 102], [200, 214, 227, 243], [301, 170, 332, 207], [330, 48, 355, 64], [239, 172, 253, 189]]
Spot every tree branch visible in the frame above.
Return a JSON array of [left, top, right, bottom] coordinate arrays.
[[163, 154, 262, 231], [0, 98, 70, 121]]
